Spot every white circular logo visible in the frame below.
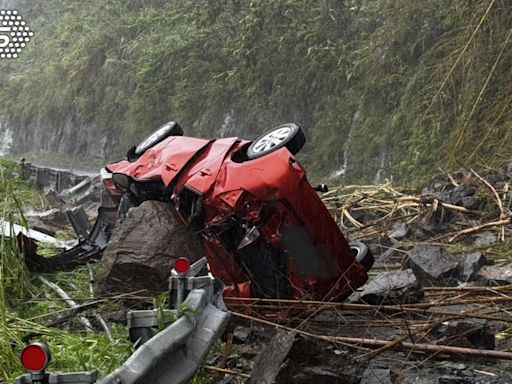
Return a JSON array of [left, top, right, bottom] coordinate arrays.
[[0, 10, 33, 59]]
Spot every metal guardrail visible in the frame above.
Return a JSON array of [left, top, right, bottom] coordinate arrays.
[[15, 259, 230, 384], [20, 163, 90, 192], [99, 287, 229, 384]]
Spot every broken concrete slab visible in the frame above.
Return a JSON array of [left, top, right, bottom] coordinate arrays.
[[96, 200, 204, 296], [360, 269, 424, 305], [457, 252, 486, 282], [408, 246, 458, 286]]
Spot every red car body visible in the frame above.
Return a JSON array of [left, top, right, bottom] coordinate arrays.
[[103, 133, 368, 302]]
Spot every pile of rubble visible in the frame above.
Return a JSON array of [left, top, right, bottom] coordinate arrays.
[[210, 165, 512, 384], [14, 163, 512, 383]]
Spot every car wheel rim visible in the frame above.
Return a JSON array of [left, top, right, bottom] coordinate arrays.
[[252, 127, 292, 153], [138, 125, 169, 151]]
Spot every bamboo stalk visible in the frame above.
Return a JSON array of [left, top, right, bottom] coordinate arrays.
[[203, 365, 250, 379], [231, 311, 512, 361], [37, 275, 93, 333], [448, 217, 511, 243]]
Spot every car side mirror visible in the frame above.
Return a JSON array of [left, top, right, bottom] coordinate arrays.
[[112, 173, 132, 189]]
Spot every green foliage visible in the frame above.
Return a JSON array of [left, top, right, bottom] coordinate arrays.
[[0, 169, 130, 381], [1, 0, 511, 181], [0, 159, 44, 208]]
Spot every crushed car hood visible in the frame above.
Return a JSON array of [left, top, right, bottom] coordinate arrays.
[[107, 136, 213, 186]]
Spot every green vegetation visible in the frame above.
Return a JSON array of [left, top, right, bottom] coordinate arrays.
[[1, 0, 511, 182], [0, 162, 131, 381]]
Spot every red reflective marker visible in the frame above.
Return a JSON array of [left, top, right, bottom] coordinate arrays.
[[20, 343, 51, 372], [174, 257, 190, 275]]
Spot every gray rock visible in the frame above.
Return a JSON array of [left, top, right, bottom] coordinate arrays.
[[379, 247, 404, 264], [274, 337, 365, 384], [484, 172, 508, 186], [409, 246, 458, 286], [26, 208, 69, 228], [473, 232, 498, 247], [361, 368, 393, 384], [434, 319, 495, 350], [448, 185, 476, 206], [388, 221, 408, 239], [438, 376, 471, 384], [458, 252, 486, 282], [233, 326, 251, 343], [460, 195, 479, 210], [360, 269, 423, 305], [97, 201, 204, 295], [477, 263, 512, 285]]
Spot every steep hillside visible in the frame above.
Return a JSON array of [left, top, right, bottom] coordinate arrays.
[[0, 0, 511, 182]]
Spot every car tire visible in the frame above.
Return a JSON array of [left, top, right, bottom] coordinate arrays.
[[246, 123, 306, 160], [135, 121, 184, 156], [350, 241, 374, 272]]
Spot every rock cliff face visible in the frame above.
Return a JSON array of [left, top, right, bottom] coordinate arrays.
[[5, 115, 116, 160], [2, 109, 249, 162]]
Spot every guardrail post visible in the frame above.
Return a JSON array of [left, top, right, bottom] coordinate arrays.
[[19, 162, 31, 180]]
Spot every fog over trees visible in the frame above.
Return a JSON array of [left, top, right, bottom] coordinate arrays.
[[0, 0, 511, 182]]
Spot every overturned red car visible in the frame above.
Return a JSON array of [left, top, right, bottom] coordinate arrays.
[[100, 122, 372, 302]]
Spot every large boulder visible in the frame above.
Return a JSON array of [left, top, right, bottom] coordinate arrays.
[[96, 200, 204, 296]]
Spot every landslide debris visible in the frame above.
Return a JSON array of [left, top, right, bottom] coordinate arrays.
[[96, 200, 204, 296]]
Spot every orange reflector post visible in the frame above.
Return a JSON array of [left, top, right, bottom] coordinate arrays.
[[20, 343, 51, 373], [174, 257, 191, 275]]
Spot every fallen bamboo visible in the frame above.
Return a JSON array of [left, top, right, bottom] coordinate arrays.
[[448, 217, 511, 242], [469, 168, 510, 241], [349, 337, 512, 361], [87, 262, 113, 342], [231, 311, 512, 361], [203, 365, 250, 379], [37, 275, 93, 332], [224, 297, 512, 322]]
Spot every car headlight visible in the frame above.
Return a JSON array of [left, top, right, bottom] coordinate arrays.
[[100, 167, 112, 181]]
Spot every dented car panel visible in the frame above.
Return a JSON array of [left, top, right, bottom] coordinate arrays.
[[107, 136, 212, 186], [103, 125, 369, 304]]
